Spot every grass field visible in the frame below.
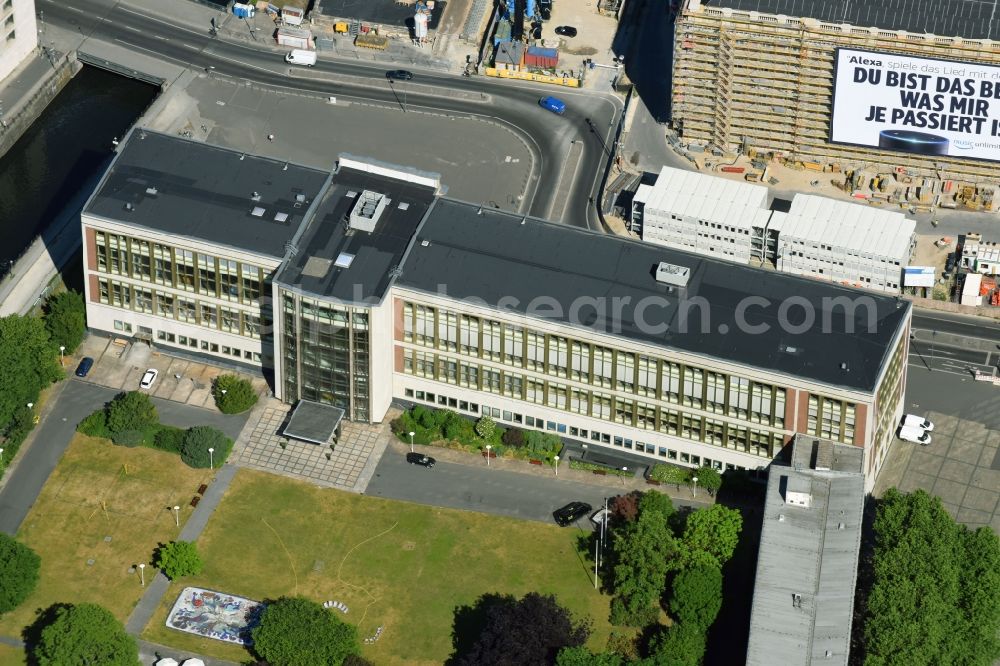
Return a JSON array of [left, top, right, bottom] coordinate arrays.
[[142, 469, 612, 665], [0, 643, 26, 665], [0, 435, 213, 637]]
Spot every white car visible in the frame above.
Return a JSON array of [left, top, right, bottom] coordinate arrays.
[[898, 425, 931, 445], [901, 413, 934, 431], [139, 368, 158, 389]]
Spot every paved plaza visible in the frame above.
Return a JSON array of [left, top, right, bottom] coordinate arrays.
[[232, 402, 389, 493], [874, 412, 1000, 532]]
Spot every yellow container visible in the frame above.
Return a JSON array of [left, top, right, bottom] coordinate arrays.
[[334, 22, 349, 33]]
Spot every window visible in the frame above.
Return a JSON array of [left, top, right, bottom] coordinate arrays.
[[547, 383, 568, 410], [135, 289, 153, 314], [615, 352, 635, 393], [570, 389, 588, 414], [415, 304, 435, 345], [241, 264, 261, 304], [527, 379, 544, 404], [526, 332, 545, 371], [503, 325, 523, 366], [659, 409, 679, 435], [460, 316, 480, 355], [483, 369, 501, 393], [637, 356, 657, 397], [592, 393, 612, 420], [614, 398, 635, 425], [570, 341, 589, 382], [661, 362, 680, 402], [221, 309, 239, 333], [728, 376, 749, 418], [415, 351, 435, 378], [637, 403, 655, 429], [403, 303, 414, 342], [200, 304, 218, 328], [548, 336, 568, 378], [176, 250, 195, 291], [705, 372, 726, 413], [705, 419, 724, 445], [751, 383, 773, 424], [156, 293, 174, 318], [502, 373, 522, 398], [681, 414, 702, 440], [460, 363, 479, 388], [438, 311, 457, 351], [439, 358, 458, 384], [682, 368, 704, 408], [593, 347, 612, 387], [482, 320, 501, 361]]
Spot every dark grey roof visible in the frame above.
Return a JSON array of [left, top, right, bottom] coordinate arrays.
[[397, 200, 910, 393], [274, 165, 437, 303], [746, 436, 865, 666], [701, 0, 1000, 39], [283, 400, 345, 444], [84, 129, 329, 259]]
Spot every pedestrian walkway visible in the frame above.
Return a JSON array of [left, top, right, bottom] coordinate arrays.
[[125, 463, 238, 635]]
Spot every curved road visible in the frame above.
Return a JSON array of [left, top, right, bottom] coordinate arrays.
[[42, 0, 623, 230]]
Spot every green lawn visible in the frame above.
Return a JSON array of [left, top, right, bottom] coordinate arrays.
[[0, 435, 213, 637], [142, 469, 612, 665], [0, 643, 26, 665]]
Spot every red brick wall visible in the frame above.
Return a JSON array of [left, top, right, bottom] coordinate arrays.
[[854, 402, 868, 447], [84, 227, 97, 271], [394, 345, 404, 373], [392, 297, 405, 341], [87, 274, 100, 303]]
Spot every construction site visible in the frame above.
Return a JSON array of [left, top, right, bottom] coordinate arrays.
[[671, 0, 1000, 214]]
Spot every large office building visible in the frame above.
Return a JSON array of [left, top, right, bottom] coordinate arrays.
[[672, 0, 1000, 184], [0, 0, 37, 83], [81, 130, 912, 489], [632, 166, 915, 293], [746, 435, 865, 665]]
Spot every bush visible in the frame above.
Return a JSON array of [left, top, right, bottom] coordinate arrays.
[[153, 541, 203, 580], [42, 291, 87, 355], [608, 596, 659, 628], [502, 428, 526, 448], [212, 374, 258, 414], [180, 426, 233, 469], [77, 410, 110, 439], [153, 426, 185, 454], [111, 429, 145, 448], [0, 534, 40, 614], [649, 464, 690, 487], [106, 391, 158, 435], [689, 466, 722, 495], [569, 460, 631, 476], [475, 415, 496, 440]]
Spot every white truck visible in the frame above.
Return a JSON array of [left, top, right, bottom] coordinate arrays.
[[285, 49, 316, 67], [901, 414, 934, 431], [898, 425, 932, 445]]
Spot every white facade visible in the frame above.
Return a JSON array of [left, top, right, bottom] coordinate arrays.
[[0, 0, 36, 84], [633, 167, 915, 293]]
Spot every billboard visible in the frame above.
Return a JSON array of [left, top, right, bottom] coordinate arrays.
[[831, 48, 1000, 163], [903, 266, 936, 288]]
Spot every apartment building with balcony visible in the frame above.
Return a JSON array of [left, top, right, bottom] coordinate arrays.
[[81, 130, 911, 489]]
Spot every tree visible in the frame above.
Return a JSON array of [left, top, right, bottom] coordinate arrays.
[[668, 566, 723, 632], [474, 414, 496, 441], [864, 489, 1000, 666], [676, 505, 742, 569], [646, 622, 706, 666], [0, 534, 40, 614], [153, 541, 203, 580], [212, 374, 258, 414], [32, 603, 138, 666], [610, 491, 643, 524], [251, 596, 359, 666], [180, 426, 232, 469], [43, 291, 86, 355], [0, 315, 61, 437], [612, 509, 675, 622], [105, 391, 158, 435], [556, 646, 624, 666], [638, 490, 674, 520], [688, 466, 721, 496], [453, 592, 590, 665]]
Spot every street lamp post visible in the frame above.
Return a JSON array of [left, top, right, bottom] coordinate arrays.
[[621, 466, 628, 486], [59, 345, 65, 367], [408, 431, 415, 453], [485, 444, 492, 466], [208, 447, 215, 470], [594, 538, 599, 590], [554, 455, 560, 476], [138, 563, 145, 587], [0, 447, 4, 466], [692, 475, 699, 499], [26, 403, 33, 410], [173, 505, 180, 527]]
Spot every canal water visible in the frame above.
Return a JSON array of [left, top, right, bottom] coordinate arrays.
[[0, 66, 158, 269]]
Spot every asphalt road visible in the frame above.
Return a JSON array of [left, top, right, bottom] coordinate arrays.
[[911, 309, 1000, 341], [0, 379, 248, 536], [365, 446, 701, 527], [42, 0, 622, 230]]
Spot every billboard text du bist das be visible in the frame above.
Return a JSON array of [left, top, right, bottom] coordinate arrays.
[[831, 48, 1000, 162]]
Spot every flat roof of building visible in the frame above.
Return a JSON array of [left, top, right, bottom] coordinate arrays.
[[634, 166, 773, 231], [745, 436, 864, 666], [83, 130, 330, 259], [698, 0, 1000, 41], [397, 199, 910, 393], [772, 193, 915, 261], [274, 158, 438, 303]]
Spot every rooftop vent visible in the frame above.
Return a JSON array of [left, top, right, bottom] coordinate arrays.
[[421, 239, 430, 247], [398, 201, 410, 211], [240, 153, 246, 161], [251, 192, 261, 202], [124, 202, 134, 212], [840, 362, 849, 371], [838, 522, 845, 530], [251, 207, 266, 218], [792, 594, 802, 609], [655, 262, 690, 288], [349, 190, 389, 233], [145, 187, 158, 196], [346, 190, 358, 198], [778, 514, 785, 522], [294, 193, 307, 208], [785, 476, 812, 507], [334, 252, 355, 268], [274, 211, 289, 223]]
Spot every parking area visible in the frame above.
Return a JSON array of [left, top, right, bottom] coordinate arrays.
[[544, 0, 619, 61], [72, 335, 269, 411], [874, 411, 1000, 532]]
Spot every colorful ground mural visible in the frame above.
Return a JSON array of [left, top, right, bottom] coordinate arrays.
[[165, 587, 264, 645]]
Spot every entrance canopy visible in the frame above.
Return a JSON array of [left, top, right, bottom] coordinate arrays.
[[283, 400, 345, 444]]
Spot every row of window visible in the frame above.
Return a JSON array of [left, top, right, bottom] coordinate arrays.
[[112, 320, 262, 362], [401, 302, 790, 426], [98, 278, 261, 339], [404, 387, 759, 468], [94, 231, 264, 304]]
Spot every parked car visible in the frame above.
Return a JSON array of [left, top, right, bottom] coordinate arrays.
[[898, 425, 931, 445], [539, 96, 566, 115], [139, 368, 158, 389], [406, 452, 436, 468], [901, 413, 934, 431], [554, 25, 577, 37], [74, 357, 94, 378], [386, 69, 414, 81], [553, 501, 592, 526]]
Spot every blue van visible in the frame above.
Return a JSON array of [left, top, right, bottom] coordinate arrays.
[[75, 357, 94, 377], [539, 96, 566, 115]]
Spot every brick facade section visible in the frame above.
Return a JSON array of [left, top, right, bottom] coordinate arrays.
[[393, 297, 404, 341], [88, 274, 100, 303], [84, 227, 97, 271], [394, 344, 404, 373], [854, 402, 868, 447]]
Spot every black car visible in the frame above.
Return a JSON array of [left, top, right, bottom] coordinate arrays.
[[406, 452, 436, 468], [553, 501, 592, 526], [74, 357, 94, 377], [537, 0, 552, 20], [386, 70, 414, 81], [554, 25, 577, 37]]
